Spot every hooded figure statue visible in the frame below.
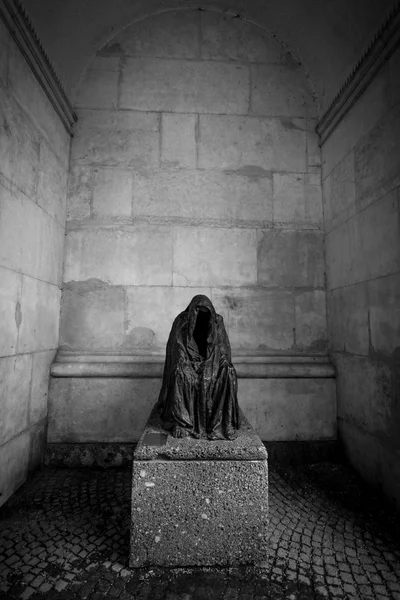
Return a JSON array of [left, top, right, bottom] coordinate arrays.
[[157, 295, 240, 440]]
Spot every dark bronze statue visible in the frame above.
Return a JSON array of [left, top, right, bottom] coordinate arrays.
[[157, 295, 240, 440]]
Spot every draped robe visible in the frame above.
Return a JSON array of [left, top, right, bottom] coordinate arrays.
[[157, 295, 240, 440]]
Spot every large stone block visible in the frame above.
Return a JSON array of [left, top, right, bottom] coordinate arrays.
[[0, 266, 22, 357], [323, 151, 356, 234], [37, 140, 68, 227], [8, 41, 70, 166], [198, 115, 306, 172], [110, 10, 200, 59], [211, 288, 294, 351], [354, 102, 400, 212], [368, 273, 400, 356], [18, 276, 61, 353], [120, 58, 250, 114], [173, 227, 257, 286], [133, 169, 273, 225], [60, 281, 125, 350], [334, 353, 392, 434], [71, 110, 159, 168], [63, 226, 173, 286], [67, 166, 92, 220], [130, 414, 268, 567], [306, 118, 321, 173], [239, 378, 336, 441], [0, 354, 31, 446], [258, 230, 324, 287], [0, 431, 30, 508], [76, 58, 119, 109], [161, 113, 196, 169], [0, 87, 40, 199], [30, 350, 56, 425], [125, 286, 211, 351], [0, 185, 65, 285], [273, 173, 322, 227], [326, 283, 369, 355], [251, 64, 315, 118], [325, 189, 400, 289], [322, 67, 391, 178], [200, 10, 285, 63], [92, 168, 133, 218], [48, 377, 160, 442], [294, 290, 327, 351]]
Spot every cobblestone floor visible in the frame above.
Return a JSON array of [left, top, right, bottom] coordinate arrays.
[[1, 463, 400, 600]]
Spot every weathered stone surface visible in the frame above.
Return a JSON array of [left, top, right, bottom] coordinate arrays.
[[368, 272, 400, 356], [92, 168, 132, 218], [294, 290, 327, 351], [251, 64, 315, 117], [354, 102, 400, 212], [120, 58, 250, 114], [239, 378, 337, 441], [389, 45, 400, 107], [0, 266, 22, 357], [306, 118, 321, 173], [133, 169, 273, 224], [60, 281, 125, 350], [76, 58, 119, 109], [198, 115, 306, 172], [18, 276, 61, 353], [125, 286, 211, 350], [322, 67, 391, 178], [48, 377, 160, 442], [258, 230, 324, 287], [323, 151, 356, 233], [30, 420, 47, 472], [211, 287, 294, 351], [0, 354, 31, 445], [130, 410, 268, 567], [110, 10, 200, 59], [325, 189, 400, 289], [30, 350, 56, 425], [326, 283, 369, 355], [0, 17, 9, 85], [64, 226, 173, 286], [0, 185, 64, 285], [173, 227, 257, 286], [7, 40, 70, 166], [0, 431, 30, 507], [37, 140, 68, 226], [338, 420, 383, 488], [161, 113, 196, 169], [200, 10, 285, 63], [0, 87, 40, 199], [334, 353, 392, 435], [273, 173, 322, 227], [67, 166, 92, 220], [71, 110, 159, 168]]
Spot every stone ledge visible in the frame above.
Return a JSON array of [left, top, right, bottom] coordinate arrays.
[[51, 352, 335, 379]]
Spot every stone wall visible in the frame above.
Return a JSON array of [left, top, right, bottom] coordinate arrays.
[[0, 18, 70, 505], [50, 9, 335, 444], [322, 49, 400, 506]]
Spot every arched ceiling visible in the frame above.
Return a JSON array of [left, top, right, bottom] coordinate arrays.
[[22, 0, 396, 113]]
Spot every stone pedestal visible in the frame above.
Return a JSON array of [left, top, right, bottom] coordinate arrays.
[[130, 408, 268, 567]]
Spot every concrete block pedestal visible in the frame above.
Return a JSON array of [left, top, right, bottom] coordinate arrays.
[[130, 408, 269, 567]]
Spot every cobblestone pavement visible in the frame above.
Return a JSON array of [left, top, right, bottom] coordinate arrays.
[[1, 463, 400, 600]]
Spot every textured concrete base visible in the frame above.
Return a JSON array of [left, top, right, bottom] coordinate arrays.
[[130, 408, 268, 567]]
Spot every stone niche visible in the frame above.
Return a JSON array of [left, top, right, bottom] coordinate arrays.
[[48, 8, 336, 451]]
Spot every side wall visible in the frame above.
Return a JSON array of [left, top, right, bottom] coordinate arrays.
[[49, 10, 335, 445], [0, 18, 70, 505], [322, 49, 400, 506]]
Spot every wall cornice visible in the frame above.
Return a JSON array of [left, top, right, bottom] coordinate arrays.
[[51, 352, 335, 379], [316, 2, 400, 145], [0, 0, 77, 133]]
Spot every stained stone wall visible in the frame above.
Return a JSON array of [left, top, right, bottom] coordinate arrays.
[[52, 9, 332, 444], [322, 51, 400, 507], [0, 19, 70, 505]]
